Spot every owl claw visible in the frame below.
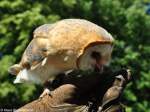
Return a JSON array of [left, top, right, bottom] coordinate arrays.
[[39, 88, 51, 98]]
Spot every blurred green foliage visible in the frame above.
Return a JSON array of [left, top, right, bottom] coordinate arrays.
[[0, 0, 150, 111]]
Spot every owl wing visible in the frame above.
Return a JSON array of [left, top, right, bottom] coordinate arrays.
[[21, 24, 57, 70]]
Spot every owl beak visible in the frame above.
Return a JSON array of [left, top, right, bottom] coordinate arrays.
[[94, 59, 104, 72], [91, 51, 104, 72]]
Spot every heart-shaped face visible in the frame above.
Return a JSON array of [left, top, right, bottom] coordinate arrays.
[[9, 19, 114, 84], [77, 42, 113, 72]]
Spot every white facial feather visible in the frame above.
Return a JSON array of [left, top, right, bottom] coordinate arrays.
[[79, 44, 113, 70]]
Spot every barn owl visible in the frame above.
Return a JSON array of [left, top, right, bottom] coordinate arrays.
[[8, 19, 114, 97]]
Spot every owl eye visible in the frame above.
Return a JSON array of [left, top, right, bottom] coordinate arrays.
[[91, 51, 101, 60]]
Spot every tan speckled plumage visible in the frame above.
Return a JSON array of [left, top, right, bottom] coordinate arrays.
[[9, 19, 114, 84]]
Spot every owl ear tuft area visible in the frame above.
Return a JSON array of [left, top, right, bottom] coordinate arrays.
[[8, 64, 22, 75]]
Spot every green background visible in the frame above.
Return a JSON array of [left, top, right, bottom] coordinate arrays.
[[0, 0, 150, 111]]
